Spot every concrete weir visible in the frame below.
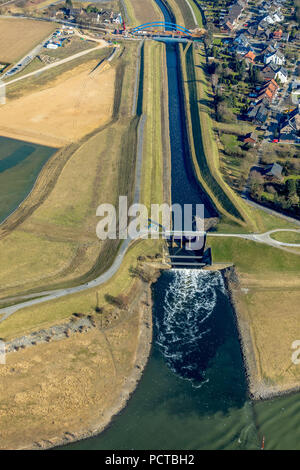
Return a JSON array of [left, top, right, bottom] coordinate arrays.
[[164, 231, 212, 268]]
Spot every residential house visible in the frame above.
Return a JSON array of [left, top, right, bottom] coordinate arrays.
[[244, 50, 256, 63], [257, 79, 279, 102], [264, 163, 283, 180], [280, 108, 300, 141], [261, 63, 277, 81], [247, 98, 269, 123], [243, 132, 258, 144], [221, 1, 244, 31], [234, 33, 249, 48], [291, 88, 300, 105], [275, 67, 288, 84], [272, 29, 283, 39], [264, 50, 285, 65]]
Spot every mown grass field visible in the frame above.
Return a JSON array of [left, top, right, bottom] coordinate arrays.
[[129, 0, 163, 24], [180, 43, 253, 227], [209, 237, 300, 276], [141, 41, 165, 210], [0, 18, 55, 63], [0, 39, 166, 338], [209, 236, 300, 392], [270, 231, 300, 244], [0, 239, 162, 340], [0, 44, 140, 301]]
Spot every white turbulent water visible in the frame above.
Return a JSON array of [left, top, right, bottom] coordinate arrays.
[[155, 269, 226, 386]]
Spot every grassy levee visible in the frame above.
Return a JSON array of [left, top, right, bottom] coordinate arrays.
[[122, 0, 139, 25], [270, 231, 300, 244], [164, 0, 185, 25], [0, 44, 142, 300], [141, 41, 165, 210], [209, 236, 300, 395], [188, 0, 203, 27], [4, 47, 110, 98], [179, 42, 254, 228], [168, 0, 197, 29], [128, 0, 164, 24], [0, 40, 166, 338]]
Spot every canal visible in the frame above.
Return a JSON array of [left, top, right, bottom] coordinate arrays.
[[62, 0, 300, 451]]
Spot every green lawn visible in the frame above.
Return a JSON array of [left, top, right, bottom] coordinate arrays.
[[187, 0, 204, 27], [208, 236, 300, 274], [270, 231, 300, 244]]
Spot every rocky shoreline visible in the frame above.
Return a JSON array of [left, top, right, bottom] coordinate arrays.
[[221, 266, 300, 402]]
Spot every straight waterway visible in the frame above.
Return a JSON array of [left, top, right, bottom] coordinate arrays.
[[62, 0, 300, 451]]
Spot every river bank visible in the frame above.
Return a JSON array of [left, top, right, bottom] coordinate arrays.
[[221, 265, 300, 402], [0, 266, 165, 450]]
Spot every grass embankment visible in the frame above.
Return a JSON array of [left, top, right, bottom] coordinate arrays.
[[179, 42, 253, 227], [187, 0, 203, 27], [0, 45, 139, 300], [270, 231, 300, 244], [0, 41, 166, 338], [164, 0, 185, 25], [141, 41, 166, 210], [209, 236, 300, 395], [0, 18, 55, 64], [167, 0, 197, 29], [122, 0, 139, 25], [128, 0, 163, 24]]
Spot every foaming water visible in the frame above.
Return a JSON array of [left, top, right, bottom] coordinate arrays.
[[61, 269, 300, 450], [155, 270, 226, 386]]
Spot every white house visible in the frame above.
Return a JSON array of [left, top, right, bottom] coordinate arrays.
[[275, 67, 288, 83], [46, 43, 58, 50], [264, 51, 285, 66], [264, 12, 284, 24]]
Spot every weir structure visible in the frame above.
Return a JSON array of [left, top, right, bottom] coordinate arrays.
[[164, 232, 212, 268], [147, 220, 212, 268]]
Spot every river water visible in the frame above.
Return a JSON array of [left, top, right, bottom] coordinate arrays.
[[0, 136, 56, 224], [62, 1, 300, 451]]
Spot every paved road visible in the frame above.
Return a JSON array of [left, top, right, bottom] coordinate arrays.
[[2, 30, 55, 79], [242, 195, 300, 227], [208, 229, 300, 249], [0, 41, 107, 90], [1, 224, 300, 317]]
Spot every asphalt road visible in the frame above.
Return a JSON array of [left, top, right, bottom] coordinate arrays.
[[0, 41, 107, 90], [0, 115, 147, 321]]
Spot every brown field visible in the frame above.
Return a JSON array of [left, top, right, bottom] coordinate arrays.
[[0, 284, 151, 449], [0, 18, 55, 63], [236, 288, 300, 396], [0, 61, 116, 147], [0, 43, 140, 302], [130, 0, 163, 24]]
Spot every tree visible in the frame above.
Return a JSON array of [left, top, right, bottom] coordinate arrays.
[[249, 170, 264, 199], [65, 0, 72, 8], [286, 178, 297, 197]]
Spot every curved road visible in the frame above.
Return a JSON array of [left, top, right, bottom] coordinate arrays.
[[0, 115, 147, 321]]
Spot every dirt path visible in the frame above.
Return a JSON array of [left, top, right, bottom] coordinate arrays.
[[0, 41, 108, 90]]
